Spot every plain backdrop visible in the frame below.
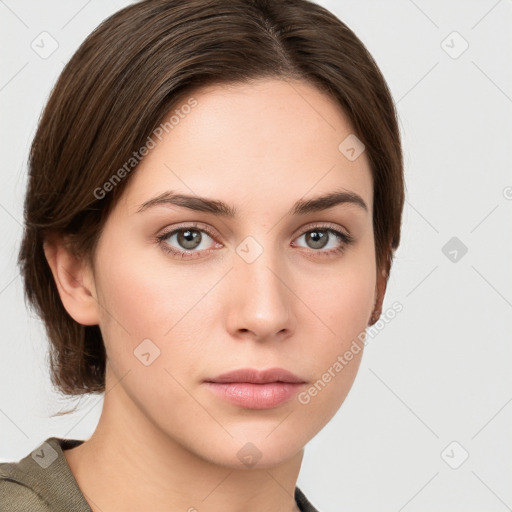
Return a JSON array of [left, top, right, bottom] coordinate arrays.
[[1, 1, 511, 511]]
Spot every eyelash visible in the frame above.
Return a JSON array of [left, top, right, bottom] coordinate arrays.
[[155, 222, 355, 260]]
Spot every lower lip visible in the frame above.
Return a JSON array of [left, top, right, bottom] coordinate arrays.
[[205, 382, 305, 409]]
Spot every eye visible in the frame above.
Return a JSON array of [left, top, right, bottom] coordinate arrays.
[[292, 225, 354, 256], [156, 223, 220, 259]]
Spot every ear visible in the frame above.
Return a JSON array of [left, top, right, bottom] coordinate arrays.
[[43, 235, 100, 326], [368, 258, 390, 326]]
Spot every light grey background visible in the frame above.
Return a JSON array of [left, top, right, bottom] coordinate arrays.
[[1, 1, 511, 511]]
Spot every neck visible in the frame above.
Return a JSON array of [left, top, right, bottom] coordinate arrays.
[[63, 373, 304, 512]]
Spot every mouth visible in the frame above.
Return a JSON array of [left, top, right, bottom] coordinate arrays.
[[204, 367, 306, 410]]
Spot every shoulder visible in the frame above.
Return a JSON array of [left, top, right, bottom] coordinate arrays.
[[295, 486, 321, 512], [0, 461, 52, 511], [0, 437, 89, 512]]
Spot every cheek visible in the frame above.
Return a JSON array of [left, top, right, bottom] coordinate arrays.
[[293, 288, 370, 436], [92, 242, 175, 364], [301, 251, 376, 343], [94, 241, 220, 382], [96, 230, 199, 331], [326, 277, 374, 337], [291, 252, 375, 421]]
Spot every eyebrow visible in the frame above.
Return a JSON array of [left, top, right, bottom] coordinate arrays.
[[136, 189, 368, 216]]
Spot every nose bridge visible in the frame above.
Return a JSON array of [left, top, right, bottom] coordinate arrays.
[[228, 234, 294, 337], [235, 235, 287, 301]]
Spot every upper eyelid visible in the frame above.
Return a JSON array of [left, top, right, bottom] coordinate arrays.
[[160, 222, 219, 240]]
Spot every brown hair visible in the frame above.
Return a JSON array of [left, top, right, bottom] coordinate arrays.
[[18, 0, 405, 395]]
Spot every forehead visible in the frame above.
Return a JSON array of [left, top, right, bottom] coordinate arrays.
[[119, 78, 373, 215]]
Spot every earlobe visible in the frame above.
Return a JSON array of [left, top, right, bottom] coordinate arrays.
[[43, 236, 100, 326]]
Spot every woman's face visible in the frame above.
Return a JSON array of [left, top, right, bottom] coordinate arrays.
[[86, 78, 381, 468]]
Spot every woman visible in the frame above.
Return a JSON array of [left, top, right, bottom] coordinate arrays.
[[0, 0, 404, 510]]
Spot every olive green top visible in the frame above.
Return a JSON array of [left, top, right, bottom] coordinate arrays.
[[0, 437, 320, 511]]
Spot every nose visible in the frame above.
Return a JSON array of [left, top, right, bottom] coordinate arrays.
[[224, 243, 296, 342]]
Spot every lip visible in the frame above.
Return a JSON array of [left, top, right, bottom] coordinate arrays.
[[207, 367, 305, 384], [204, 367, 306, 410]]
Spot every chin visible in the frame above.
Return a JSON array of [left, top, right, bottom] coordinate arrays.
[[183, 426, 307, 470]]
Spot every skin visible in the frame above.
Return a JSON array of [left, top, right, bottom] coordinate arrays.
[[44, 78, 387, 512]]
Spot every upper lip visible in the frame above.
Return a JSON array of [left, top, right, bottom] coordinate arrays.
[[206, 367, 305, 384]]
